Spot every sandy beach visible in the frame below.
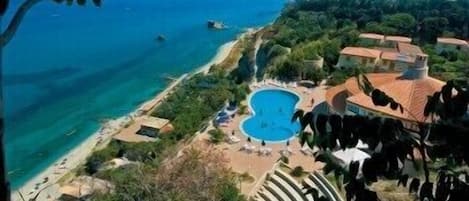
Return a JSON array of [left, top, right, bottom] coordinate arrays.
[[10, 37, 241, 201]]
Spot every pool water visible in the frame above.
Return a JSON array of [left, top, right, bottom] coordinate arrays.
[[240, 88, 301, 143]]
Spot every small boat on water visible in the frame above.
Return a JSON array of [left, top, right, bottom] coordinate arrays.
[[207, 20, 225, 29]]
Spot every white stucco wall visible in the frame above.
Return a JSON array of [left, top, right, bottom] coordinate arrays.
[[378, 59, 412, 72], [336, 55, 378, 69]]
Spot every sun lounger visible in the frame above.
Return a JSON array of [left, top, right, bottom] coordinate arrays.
[[241, 144, 256, 153], [240, 144, 249, 151], [259, 147, 272, 156], [228, 136, 241, 144], [249, 145, 256, 153], [265, 147, 273, 156]]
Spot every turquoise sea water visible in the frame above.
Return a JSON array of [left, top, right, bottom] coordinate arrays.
[[241, 88, 301, 143], [2, 0, 285, 189]]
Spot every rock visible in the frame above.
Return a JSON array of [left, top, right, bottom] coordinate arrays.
[[207, 20, 225, 29], [156, 35, 166, 42]]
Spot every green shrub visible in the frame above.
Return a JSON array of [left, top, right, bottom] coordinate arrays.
[[209, 129, 225, 144], [84, 141, 122, 174], [238, 105, 248, 115]]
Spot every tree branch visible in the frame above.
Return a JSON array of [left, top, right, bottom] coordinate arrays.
[[0, 0, 43, 47]]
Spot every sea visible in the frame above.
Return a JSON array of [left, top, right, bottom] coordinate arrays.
[[2, 0, 285, 189]]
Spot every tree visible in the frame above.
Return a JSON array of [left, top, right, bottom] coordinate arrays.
[[93, 148, 246, 201], [419, 17, 449, 43], [305, 68, 326, 86], [208, 129, 225, 144], [382, 13, 417, 35]]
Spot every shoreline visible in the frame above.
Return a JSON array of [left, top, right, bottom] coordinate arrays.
[[11, 36, 243, 201]]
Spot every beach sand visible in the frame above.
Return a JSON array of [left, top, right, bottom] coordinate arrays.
[[11, 38, 240, 201]]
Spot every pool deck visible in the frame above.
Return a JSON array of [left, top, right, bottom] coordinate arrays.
[[192, 83, 329, 196]]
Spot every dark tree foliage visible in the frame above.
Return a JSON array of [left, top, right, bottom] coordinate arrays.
[[292, 76, 469, 201], [295, 0, 469, 42]]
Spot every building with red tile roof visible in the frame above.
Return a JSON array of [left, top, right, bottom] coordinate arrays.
[[336, 47, 382, 69], [337, 41, 425, 73], [327, 54, 444, 129], [385, 35, 412, 44], [436, 37, 469, 54]]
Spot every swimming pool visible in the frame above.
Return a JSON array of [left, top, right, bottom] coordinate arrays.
[[240, 88, 301, 143]]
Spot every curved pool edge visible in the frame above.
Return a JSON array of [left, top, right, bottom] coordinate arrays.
[[239, 87, 302, 144]]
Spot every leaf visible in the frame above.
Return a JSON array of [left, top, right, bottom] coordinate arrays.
[[371, 89, 390, 106], [327, 115, 341, 149], [390, 101, 398, 110], [399, 103, 404, 114], [349, 161, 360, 179], [0, 0, 8, 16], [304, 187, 319, 200], [397, 174, 409, 187], [299, 132, 306, 147], [358, 189, 379, 201], [315, 114, 328, 137], [436, 172, 451, 201], [318, 196, 329, 201], [357, 74, 375, 95], [362, 158, 377, 183], [441, 81, 454, 103], [424, 93, 440, 117], [301, 112, 314, 131], [291, 109, 304, 123], [334, 169, 343, 188], [409, 178, 420, 194], [419, 182, 434, 201]]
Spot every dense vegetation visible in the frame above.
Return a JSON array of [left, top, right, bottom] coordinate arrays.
[[260, 0, 469, 84], [79, 72, 249, 200], [91, 149, 246, 201], [230, 35, 257, 84], [153, 73, 249, 140]]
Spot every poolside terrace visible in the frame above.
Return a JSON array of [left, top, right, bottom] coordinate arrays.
[[192, 82, 329, 196]]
